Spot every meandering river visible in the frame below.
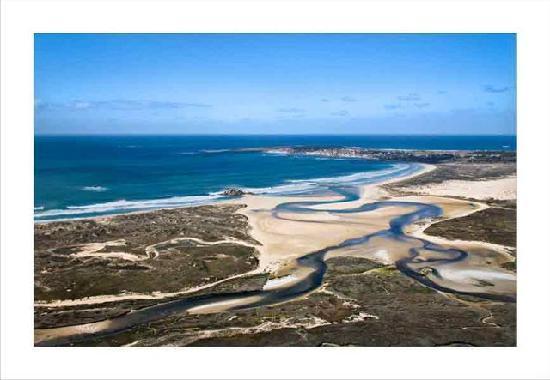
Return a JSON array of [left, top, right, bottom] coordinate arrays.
[[35, 185, 514, 346]]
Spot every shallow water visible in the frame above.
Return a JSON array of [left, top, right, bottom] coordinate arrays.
[[35, 184, 514, 347], [35, 135, 516, 220], [34, 135, 517, 345]]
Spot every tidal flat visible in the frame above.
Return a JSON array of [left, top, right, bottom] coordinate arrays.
[[34, 152, 517, 347]]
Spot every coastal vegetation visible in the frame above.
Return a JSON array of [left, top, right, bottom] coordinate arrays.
[[34, 148, 517, 347]]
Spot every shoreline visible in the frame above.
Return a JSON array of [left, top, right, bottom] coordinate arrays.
[[237, 161, 515, 296], [33, 163, 435, 309], [34, 145, 516, 223], [35, 161, 516, 300], [34, 158, 517, 346], [236, 163, 436, 272], [34, 161, 432, 224]]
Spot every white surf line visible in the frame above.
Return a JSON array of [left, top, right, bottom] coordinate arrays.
[[36, 166, 434, 309]]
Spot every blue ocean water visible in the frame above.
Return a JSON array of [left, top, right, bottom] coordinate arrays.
[[34, 135, 516, 221]]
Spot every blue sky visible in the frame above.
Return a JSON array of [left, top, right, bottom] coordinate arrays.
[[35, 34, 516, 135]]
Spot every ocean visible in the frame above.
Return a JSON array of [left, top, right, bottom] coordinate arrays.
[[34, 135, 516, 221]]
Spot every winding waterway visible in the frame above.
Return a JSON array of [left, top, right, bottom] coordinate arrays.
[[35, 184, 514, 346]]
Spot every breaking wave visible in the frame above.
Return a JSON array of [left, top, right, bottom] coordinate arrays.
[[34, 195, 222, 221], [82, 186, 108, 192], [35, 162, 422, 221]]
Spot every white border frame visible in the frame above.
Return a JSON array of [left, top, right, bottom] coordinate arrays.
[[2, 0, 550, 379]]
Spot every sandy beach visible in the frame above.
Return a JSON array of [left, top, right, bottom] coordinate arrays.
[[236, 165, 437, 272], [34, 159, 517, 347], [237, 163, 516, 298], [399, 175, 517, 200]]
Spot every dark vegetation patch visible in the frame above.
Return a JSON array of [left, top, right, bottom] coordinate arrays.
[[35, 240, 258, 301], [35, 273, 269, 329], [71, 256, 515, 347], [424, 208, 516, 247], [324, 256, 383, 275], [186, 256, 515, 347], [34, 205, 262, 327], [35, 204, 258, 250]]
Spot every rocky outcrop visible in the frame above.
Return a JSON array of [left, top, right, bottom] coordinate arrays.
[[221, 188, 253, 197]]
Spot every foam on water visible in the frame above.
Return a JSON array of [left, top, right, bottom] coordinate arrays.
[[35, 195, 222, 220], [35, 162, 421, 221], [82, 186, 108, 192], [286, 163, 414, 185]]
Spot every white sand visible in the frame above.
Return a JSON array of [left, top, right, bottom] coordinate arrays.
[[400, 175, 517, 200], [35, 163, 518, 344], [237, 164, 437, 274], [40, 165, 515, 308], [69, 239, 146, 262], [238, 163, 516, 299]]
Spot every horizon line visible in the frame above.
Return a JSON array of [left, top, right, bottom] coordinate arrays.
[[34, 133, 517, 137]]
